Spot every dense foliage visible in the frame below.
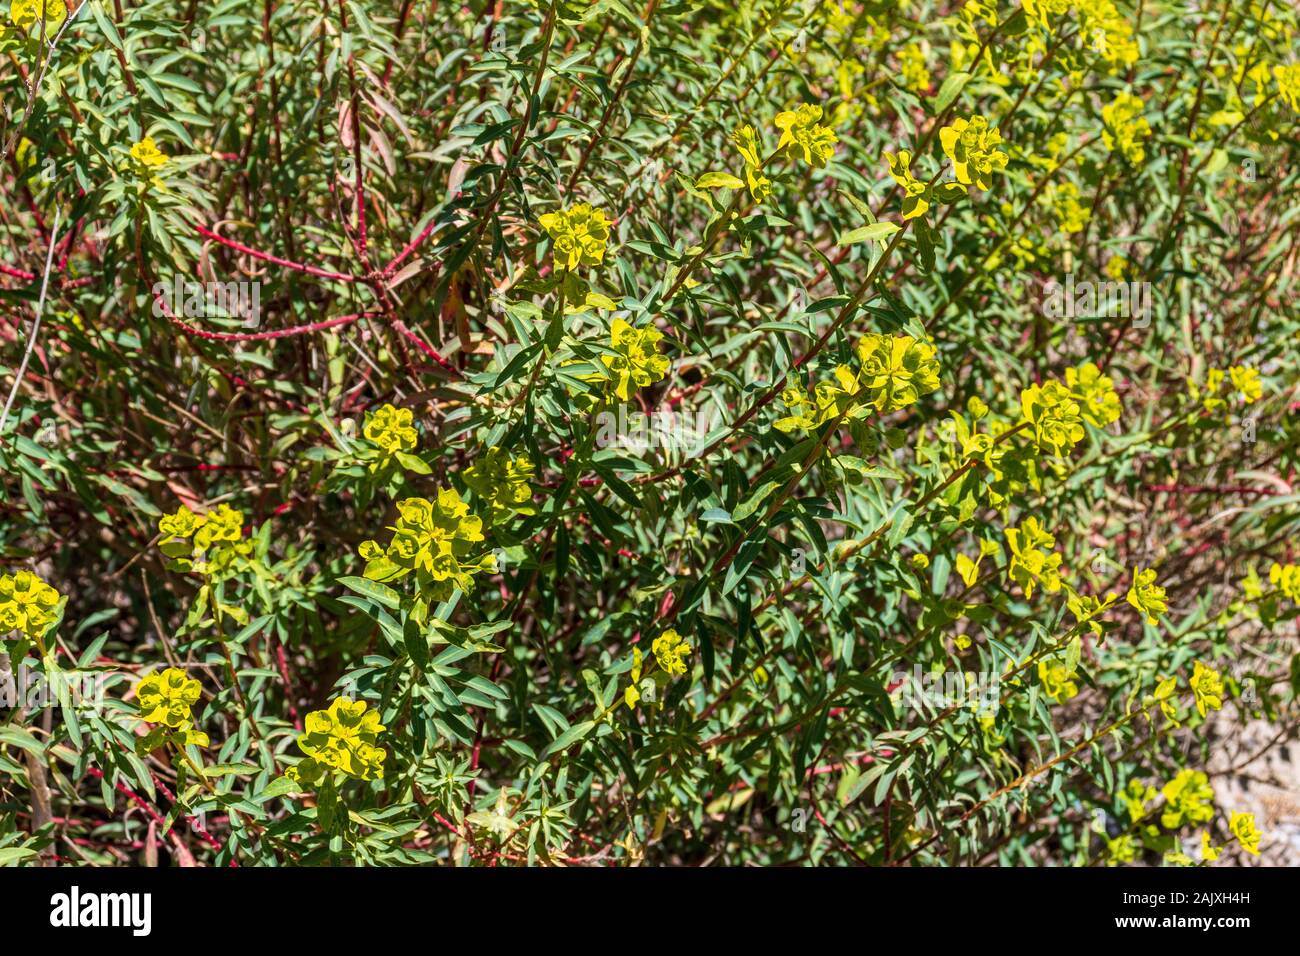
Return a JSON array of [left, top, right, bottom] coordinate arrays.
[[1, 0, 1297, 867]]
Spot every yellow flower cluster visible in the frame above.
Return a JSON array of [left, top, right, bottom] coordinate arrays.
[[1274, 63, 1300, 112], [776, 333, 942, 433], [135, 667, 210, 751], [603, 319, 670, 401], [129, 136, 169, 180], [1078, 0, 1140, 71], [1101, 92, 1151, 164], [1021, 0, 1074, 28], [774, 104, 837, 168], [775, 366, 857, 433], [1269, 562, 1300, 603], [1160, 769, 1214, 829], [1037, 656, 1079, 704], [1005, 517, 1064, 599], [539, 203, 611, 271], [940, 114, 1008, 191], [463, 446, 535, 523], [363, 403, 418, 457], [1229, 810, 1261, 855], [856, 333, 942, 412], [1065, 361, 1122, 427], [1189, 661, 1224, 717], [9, 0, 67, 35], [0, 570, 60, 643], [1048, 181, 1090, 234], [158, 503, 251, 575], [1105, 834, 1138, 865], [359, 489, 494, 602], [289, 697, 387, 784], [652, 628, 692, 677], [1126, 566, 1168, 626], [898, 44, 930, 94], [1120, 778, 1156, 822], [1018, 360, 1119, 456], [1188, 365, 1262, 413], [1229, 365, 1263, 402], [1020, 380, 1084, 455]]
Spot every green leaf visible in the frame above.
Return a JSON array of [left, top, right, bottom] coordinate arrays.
[[839, 222, 901, 246], [695, 171, 746, 190], [338, 576, 402, 610], [933, 71, 972, 114]]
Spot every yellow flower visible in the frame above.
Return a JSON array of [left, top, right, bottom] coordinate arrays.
[[1047, 181, 1090, 233], [359, 488, 493, 602], [898, 44, 931, 94], [1269, 562, 1300, 603], [1150, 674, 1180, 725], [0, 569, 61, 641], [1020, 379, 1085, 456], [732, 125, 772, 203], [1004, 517, 1064, 599], [624, 647, 643, 709], [1227, 365, 1262, 403], [1078, 0, 1140, 70], [602, 319, 670, 401], [939, 114, 1008, 191], [1121, 778, 1156, 823], [774, 104, 837, 168], [1228, 810, 1261, 855], [9, 0, 66, 34], [774, 365, 857, 432], [855, 333, 941, 412], [1064, 362, 1121, 428], [1187, 367, 1227, 413], [1126, 566, 1168, 626], [1274, 63, 1300, 112], [1037, 658, 1078, 704], [362, 403, 418, 457], [1104, 254, 1129, 281], [295, 697, 387, 782], [463, 446, 535, 523], [1201, 830, 1221, 862], [1101, 92, 1151, 164], [1105, 834, 1139, 865], [651, 628, 692, 677], [129, 136, 169, 171], [136, 667, 202, 729], [193, 503, 243, 551], [1160, 769, 1214, 829], [539, 203, 611, 271], [157, 502, 251, 576], [1021, 0, 1073, 28], [883, 149, 932, 220], [135, 667, 210, 751], [1188, 661, 1223, 717], [159, 504, 205, 539], [1067, 589, 1117, 638]]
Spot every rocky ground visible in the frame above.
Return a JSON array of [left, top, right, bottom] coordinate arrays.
[[1208, 713, 1300, 865]]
